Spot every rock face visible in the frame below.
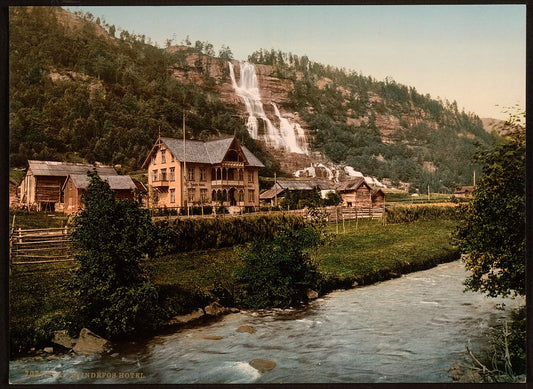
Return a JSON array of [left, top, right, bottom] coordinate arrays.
[[52, 330, 77, 349], [236, 324, 256, 334], [249, 359, 277, 373], [72, 328, 111, 355]]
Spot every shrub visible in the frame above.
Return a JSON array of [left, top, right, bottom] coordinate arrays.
[[385, 204, 457, 223], [234, 228, 322, 308], [155, 214, 308, 255]]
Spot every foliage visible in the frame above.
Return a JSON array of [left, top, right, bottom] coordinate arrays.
[[69, 172, 162, 338], [154, 214, 307, 255], [234, 228, 322, 308], [385, 204, 457, 223], [454, 113, 525, 298], [9, 7, 281, 176], [249, 48, 493, 192], [465, 305, 526, 383]]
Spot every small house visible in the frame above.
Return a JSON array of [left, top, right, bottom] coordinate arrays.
[[19, 160, 117, 211], [62, 174, 136, 214], [334, 178, 373, 208], [371, 189, 386, 208]]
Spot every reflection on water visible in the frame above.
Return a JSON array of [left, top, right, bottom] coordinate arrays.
[[10, 261, 521, 384]]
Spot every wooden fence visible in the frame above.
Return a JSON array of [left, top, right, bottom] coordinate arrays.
[[9, 227, 73, 267]]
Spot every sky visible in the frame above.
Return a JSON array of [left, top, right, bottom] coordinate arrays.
[[69, 5, 526, 120]]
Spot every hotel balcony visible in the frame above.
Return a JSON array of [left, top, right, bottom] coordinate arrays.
[[211, 180, 245, 187], [152, 178, 170, 187]]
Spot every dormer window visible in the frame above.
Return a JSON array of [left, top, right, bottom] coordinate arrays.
[[161, 149, 166, 164]]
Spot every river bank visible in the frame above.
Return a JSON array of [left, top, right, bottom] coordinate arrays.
[[10, 260, 521, 384], [10, 218, 459, 357]]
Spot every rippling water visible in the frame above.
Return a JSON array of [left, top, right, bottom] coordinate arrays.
[[10, 260, 521, 384]]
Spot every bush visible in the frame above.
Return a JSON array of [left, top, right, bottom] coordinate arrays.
[[385, 204, 457, 223], [234, 228, 322, 308], [154, 214, 308, 255]]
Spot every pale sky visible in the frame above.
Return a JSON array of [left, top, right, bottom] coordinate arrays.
[[69, 5, 526, 120]]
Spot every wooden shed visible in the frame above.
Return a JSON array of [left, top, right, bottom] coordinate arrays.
[[371, 189, 386, 208], [334, 178, 373, 208], [62, 174, 136, 214], [19, 160, 117, 211]]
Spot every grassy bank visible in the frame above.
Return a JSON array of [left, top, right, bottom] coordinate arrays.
[[10, 216, 458, 356], [317, 218, 459, 289]]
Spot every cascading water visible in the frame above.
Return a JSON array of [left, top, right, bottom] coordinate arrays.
[[229, 61, 308, 154]]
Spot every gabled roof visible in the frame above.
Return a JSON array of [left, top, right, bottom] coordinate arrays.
[[371, 189, 385, 198], [334, 177, 369, 192], [65, 174, 136, 191], [259, 184, 285, 200], [142, 136, 265, 168], [276, 179, 333, 191], [28, 160, 117, 177]]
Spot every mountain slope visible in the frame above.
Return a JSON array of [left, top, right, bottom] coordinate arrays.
[[9, 7, 495, 192]]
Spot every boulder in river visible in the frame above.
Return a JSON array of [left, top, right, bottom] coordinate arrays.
[[237, 324, 256, 334], [201, 335, 224, 340], [249, 359, 276, 373], [72, 328, 111, 355], [306, 289, 319, 300], [52, 330, 76, 349], [204, 302, 228, 316], [167, 308, 205, 325]]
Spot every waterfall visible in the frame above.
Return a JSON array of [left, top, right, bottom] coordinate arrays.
[[229, 61, 308, 154]]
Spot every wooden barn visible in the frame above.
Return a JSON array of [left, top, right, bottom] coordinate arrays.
[[371, 189, 386, 209], [19, 160, 117, 211], [260, 179, 334, 206], [62, 174, 136, 214], [334, 178, 373, 208]]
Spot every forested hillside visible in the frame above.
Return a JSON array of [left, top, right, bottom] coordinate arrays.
[[9, 7, 495, 192], [247, 49, 494, 191], [9, 7, 279, 176]]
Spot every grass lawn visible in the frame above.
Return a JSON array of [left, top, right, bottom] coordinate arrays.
[[9, 211, 70, 230], [318, 218, 459, 284], [10, 216, 458, 356]]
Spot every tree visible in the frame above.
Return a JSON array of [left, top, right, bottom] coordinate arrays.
[[69, 172, 161, 338], [454, 111, 525, 297]]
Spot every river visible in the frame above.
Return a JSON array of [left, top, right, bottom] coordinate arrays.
[[9, 260, 521, 384]]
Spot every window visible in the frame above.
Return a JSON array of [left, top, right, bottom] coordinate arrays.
[[238, 169, 244, 181], [248, 171, 254, 183], [152, 169, 158, 182], [248, 189, 255, 203], [188, 188, 195, 203], [161, 149, 166, 164], [171, 153, 175, 162], [169, 167, 175, 181], [238, 190, 244, 202], [200, 168, 206, 181], [160, 168, 167, 181], [188, 167, 195, 181], [170, 189, 175, 203], [152, 156, 156, 165], [200, 188, 208, 203]]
